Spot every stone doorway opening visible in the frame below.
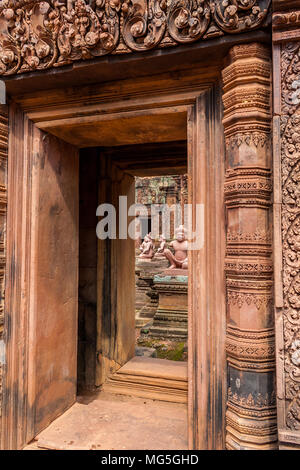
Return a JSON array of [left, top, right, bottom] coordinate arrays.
[[134, 173, 189, 367], [3, 83, 226, 450], [28, 141, 189, 450]]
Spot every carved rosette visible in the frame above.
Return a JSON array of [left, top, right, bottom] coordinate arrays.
[[0, 0, 271, 76], [223, 43, 277, 449], [0, 106, 8, 423]]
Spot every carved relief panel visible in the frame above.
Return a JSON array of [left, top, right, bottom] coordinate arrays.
[[0, 0, 271, 76], [272, 0, 300, 450]]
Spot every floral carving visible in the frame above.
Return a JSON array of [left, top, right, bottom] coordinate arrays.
[[227, 229, 271, 243], [228, 387, 276, 409], [122, 0, 167, 51], [226, 132, 270, 149], [212, 0, 270, 34], [168, 0, 211, 43], [281, 42, 300, 432], [227, 290, 272, 309], [0, 0, 271, 76]]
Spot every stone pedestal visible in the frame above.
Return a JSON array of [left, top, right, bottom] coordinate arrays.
[[135, 258, 169, 327], [149, 274, 188, 340]]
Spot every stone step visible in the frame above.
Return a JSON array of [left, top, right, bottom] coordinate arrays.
[[103, 356, 187, 404], [149, 325, 188, 339], [152, 314, 188, 323]]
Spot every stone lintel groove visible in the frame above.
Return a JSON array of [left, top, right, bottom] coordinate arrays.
[[0, 105, 8, 431], [222, 43, 277, 450], [273, 0, 300, 43], [272, 1, 300, 447], [0, 0, 272, 77]]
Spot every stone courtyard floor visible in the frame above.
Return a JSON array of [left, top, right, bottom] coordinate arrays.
[[24, 391, 188, 450]]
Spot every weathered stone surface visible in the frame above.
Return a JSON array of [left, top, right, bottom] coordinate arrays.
[[135, 257, 168, 327], [149, 275, 188, 341], [135, 346, 157, 358], [27, 392, 188, 450], [0, 106, 7, 431]]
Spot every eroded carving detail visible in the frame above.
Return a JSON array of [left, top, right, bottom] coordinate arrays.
[[0, 0, 271, 76], [228, 387, 276, 409], [227, 229, 271, 243], [226, 132, 270, 149], [227, 290, 272, 309]]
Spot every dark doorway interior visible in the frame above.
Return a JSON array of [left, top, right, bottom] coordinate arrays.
[[77, 141, 187, 394]]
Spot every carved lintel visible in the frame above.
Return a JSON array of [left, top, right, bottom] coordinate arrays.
[[0, 1, 271, 77]]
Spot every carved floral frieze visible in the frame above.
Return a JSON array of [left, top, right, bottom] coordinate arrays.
[[280, 42, 300, 432], [227, 290, 272, 309], [228, 387, 276, 409], [0, 0, 271, 76]]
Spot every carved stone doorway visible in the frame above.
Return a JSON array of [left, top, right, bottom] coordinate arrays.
[[78, 142, 188, 395], [1, 77, 226, 449]]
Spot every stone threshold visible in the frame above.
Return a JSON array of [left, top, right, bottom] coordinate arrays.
[[103, 356, 188, 404]]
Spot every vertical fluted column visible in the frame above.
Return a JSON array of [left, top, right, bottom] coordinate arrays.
[[223, 44, 277, 449]]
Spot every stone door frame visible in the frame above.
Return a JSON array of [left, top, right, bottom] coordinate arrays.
[[1, 72, 226, 450]]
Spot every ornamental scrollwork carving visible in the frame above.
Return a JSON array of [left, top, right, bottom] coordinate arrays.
[[168, 0, 211, 44], [122, 0, 167, 51], [281, 42, 300, 431], [0, 0, 271, 76], [212, 0, 270, 34]]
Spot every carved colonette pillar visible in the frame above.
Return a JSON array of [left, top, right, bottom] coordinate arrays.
[[0, 105, 8, 426], [222, 44, 277, 449], [272, 0, 300, 450]]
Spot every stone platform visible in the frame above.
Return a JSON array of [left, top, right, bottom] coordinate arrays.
[[135, 258, 169, 327], [149, 274, 188, 340], [103, 356, 187, 404]]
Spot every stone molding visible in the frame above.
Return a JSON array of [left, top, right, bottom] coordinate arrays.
[[0, 0, 271, 76], [273, 0, 300, 43]]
